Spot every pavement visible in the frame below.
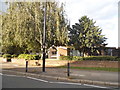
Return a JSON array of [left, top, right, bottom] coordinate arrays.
[[1, 62, 120, 88]]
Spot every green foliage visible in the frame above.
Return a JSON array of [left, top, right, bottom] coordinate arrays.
[[3, 54, 11, 58], [1, 2, 68, 54], [0, 54, 2, 57], [11, 54, 18, 58], [82, 56, 119, 61], [59, 56, 73, 60], [60, 56, 83, 61], [18, 54, 40, 60], [18, 54, 26, 59], [73, 56, 83, 61], [59, 56, 120, 61], [115, 57, 120, 61], [68, 16, 107, 56], [60, 66, 119, 72]]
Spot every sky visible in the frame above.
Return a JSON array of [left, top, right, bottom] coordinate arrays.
[[0, 0, 119, 47], [58, 0, 119, 48]]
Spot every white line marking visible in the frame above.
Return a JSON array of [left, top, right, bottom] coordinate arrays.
[[0, 73, 109, 88], [71, 74, 85, 77], [50, 82, 82, 85], [27, 76, 48, 83], [0, 73, 3, 75], [50, 82, 108, 88], [83, 84, 108, 88], [1, 73, 25, 78]]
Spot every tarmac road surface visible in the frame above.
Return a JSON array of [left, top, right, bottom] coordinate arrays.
[[1, 74, 112, 89]]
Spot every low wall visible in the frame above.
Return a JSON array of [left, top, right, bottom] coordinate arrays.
[[70, 60, 118, 68], [11, 58, 41, 66], [11, 58, 69, 67], [2, 58, 118, 68]]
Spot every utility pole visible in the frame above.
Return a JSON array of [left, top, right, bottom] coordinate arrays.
[[42, 1, 47, 72]]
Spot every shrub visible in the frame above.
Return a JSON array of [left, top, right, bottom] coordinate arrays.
[[3, 54, 11, 59], [59, 56, 73, 60], [0, 54, 2, 57], [32, 55, 41, 60], [18, 54, 27, 59], [11, 54, 18, 58], [73, 56, 83, 61], [116, 57, 120, 61], [59, 56, 120, 61], [18, 54, 40, 60], [83, 56, 119, 61]]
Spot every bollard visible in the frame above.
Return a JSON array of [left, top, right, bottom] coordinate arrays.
[[26, 60, 28, 72], [67, 62, 70, 77]]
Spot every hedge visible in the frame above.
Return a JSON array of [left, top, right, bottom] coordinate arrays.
[[0, 54, 2, 57], [3, 54, 11, 59], [18, 54, 41, 60], [82, 56, 119, 61], [59, 56, 120, 61], [59, 56, 83, 61], [11, 54, 18, 58]]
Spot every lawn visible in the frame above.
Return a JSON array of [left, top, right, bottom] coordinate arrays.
[[58, 66, 120, 72]]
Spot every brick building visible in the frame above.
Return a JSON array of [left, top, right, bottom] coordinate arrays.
[[101, 47, 120, 56], [48, 46, 67, 59], [48, 46, 120, 59]]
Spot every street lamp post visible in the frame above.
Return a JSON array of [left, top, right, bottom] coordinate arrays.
[[67, 21, 71, 77], [42, 1, 47, 72]]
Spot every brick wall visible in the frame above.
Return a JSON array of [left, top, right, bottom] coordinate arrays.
[[57, 47, 67, 59], [2, 58, 118, 68]]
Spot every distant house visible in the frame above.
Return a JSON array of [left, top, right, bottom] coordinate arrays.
[[69, 47, 120, 56], [48, 46, 120, 59], [48, 46, 68, 59], [101, 47, 120, 56]]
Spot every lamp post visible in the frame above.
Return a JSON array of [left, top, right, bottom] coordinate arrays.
[[42, 1, 47, 72], [67, 20, 71, 77]]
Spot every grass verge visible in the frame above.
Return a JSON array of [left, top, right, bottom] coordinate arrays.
[[58, 66, 120, 72]]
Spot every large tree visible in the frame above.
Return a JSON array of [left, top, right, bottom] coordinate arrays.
[[1, 2, 68, 54], [68, 16, 107, 56]]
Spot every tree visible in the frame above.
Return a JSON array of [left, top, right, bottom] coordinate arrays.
[[1, 2, 68, 54], [68, 16, 107, 56]]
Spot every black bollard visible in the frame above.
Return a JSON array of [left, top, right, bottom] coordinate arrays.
[[26, 60, 28, 72], [67, 62, 70, 77]]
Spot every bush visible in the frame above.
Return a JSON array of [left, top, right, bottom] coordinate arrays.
[[59, 56, 120, 61], [18, 54, 26, 59], [0, 54, 2, 57], [11, 54, 18, 58], [115, 57, 120, 61], [32, 55, 41, 60], [83, 56, 119, 61], [18, 54, 40, 60], [60, 56, 83, 61], [59, 56, 73, 60], [3, 54, 11, 59], [73, 56, 83, 61]]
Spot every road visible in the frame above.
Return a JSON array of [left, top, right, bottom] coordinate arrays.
[[1, 61, 119, 89], [1, 62, 118, 83], [1, 74, 111, 89]]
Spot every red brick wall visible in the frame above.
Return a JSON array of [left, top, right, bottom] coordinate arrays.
[[70, 61, 118, 68]]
